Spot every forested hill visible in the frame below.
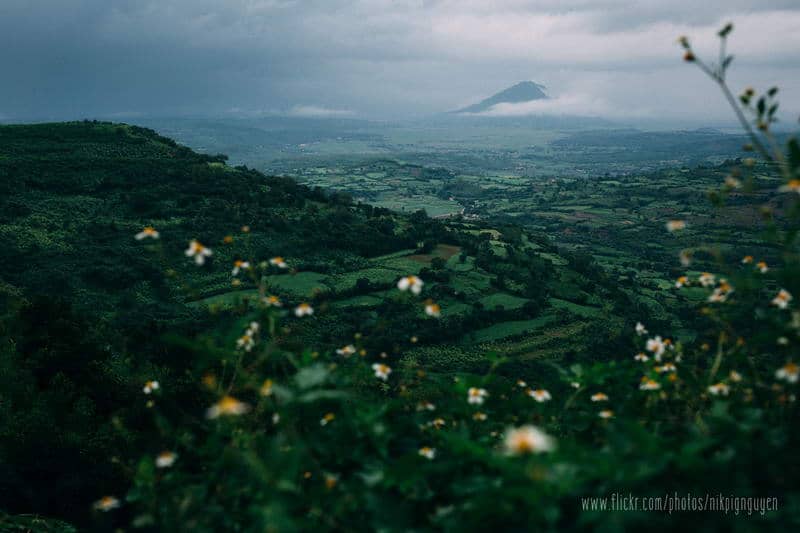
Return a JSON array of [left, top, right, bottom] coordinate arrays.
[[0, 122, 636, 527]]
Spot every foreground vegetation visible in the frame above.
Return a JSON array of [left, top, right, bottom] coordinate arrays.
[[0, 26, 799, 531]]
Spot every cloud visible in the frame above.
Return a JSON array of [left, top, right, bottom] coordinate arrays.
[[287, 105, 354, 118], [0, 1, 798, 121]]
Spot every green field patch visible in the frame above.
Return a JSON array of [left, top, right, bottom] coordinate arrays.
[[548, 298, 603, 318], [478, 292, 529, 310], [465, 314, 557, 343], [325, 267, 404, 292], [267, 272, 329, 297], [446, 254, 474, 272], [331, 294, 384, 308], [538, 252, 568, 266]]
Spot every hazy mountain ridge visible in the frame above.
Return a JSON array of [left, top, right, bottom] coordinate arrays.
[[454, 81, 549, 114]]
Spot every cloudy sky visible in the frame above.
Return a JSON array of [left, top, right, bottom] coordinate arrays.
[[2, 0, 799, 124]]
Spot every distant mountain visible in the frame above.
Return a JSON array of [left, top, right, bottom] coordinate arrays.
[[454, 81, 549, 114]]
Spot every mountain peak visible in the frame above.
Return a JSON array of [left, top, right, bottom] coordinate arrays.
[[454, 81, 549, 114]]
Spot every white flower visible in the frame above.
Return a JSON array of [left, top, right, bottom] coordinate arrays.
[[655, 363, 677, 373], [336, 344, 356, 357], [262, 295, 282, 307], [503, 425, 555, 455], [772, 289, 793, 309], [417, 401, 436, 411], [729, 370, 743, 383], [634, 353, 649, 362], [666, 220, 686, 232], [598, 409, 614, 419], [231, 260, 250, 276], [156, 451, 177, 468], [206, 396, 250, 419], [424, 301, 441, 318], [778, 179, 800, 194], [467, 387, 488, 405], [570, 381, 580, 389], [707, 383, 730, 396], [775, 362, 799, 383], [517, 379, 528, 388], [418, 447, 436, 460], [294, 303, 314, 317], [698, 272, 716, 288], [93, 496, 121, 512], [590, 392, 609, 402], [646, 336, 666, 358], [185, 239, 213, 265], [675, 276, 688, 288], [639, 378, 661, 391], [635, 322, 648, 336], [397, 275, 424, 295], [143, 380, 160, 394], [472, 411, 488, 421], [135, 226, 159, 240], [372, 363, 392, 381], [528, 388, 552, 402], [269, 256, 288, 269], [679, 250, 692, 267], [724, 176, 742, 189], [236, 333, 255, 352], [756, 261, 769, 274]]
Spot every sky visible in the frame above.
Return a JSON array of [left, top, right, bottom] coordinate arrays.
[[1, 0, 799, 125]]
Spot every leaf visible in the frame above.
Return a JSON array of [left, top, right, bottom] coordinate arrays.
[[717, 23, 733, 37], [722, 55, 734, 69]]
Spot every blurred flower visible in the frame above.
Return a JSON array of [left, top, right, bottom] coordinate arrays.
[[417, 401, 436, 411], [778, 179, 800, 194], [708, 280, 733, 303], [93, 496, 120, 512], [724, 176, 742, 189], [468, 387, 488, 405], [260, 379, 274, 397], [756, 261, 769, 274], [655, 363, 677, 374], [698, 272, 716, 287], [263, 295, 282, 307], [269, 256, 288, 269], [639, 377, 661, 391], [528, 389, 552, 402], [708, 383, 730, 396], [320, 413, 336, 426], [634, 353, 649, 362], [675, 276, 688, 288], [516, 379, 527, 388], [135, 226, 159, 240], [397, 275, 424, 294], [241, 225, 251, 233], [666, 220, 686, 232], [598, 410, 614, 419], [646, 336, 666, 358], [772, 289, 793, 309], [590, 392, 609, 402], [424, 301, 441, 318], [185, 239, 213, 265], [372, 363, 392, 381], [741, 255, 753, 264], [206, 396, 250, 419], [336, 345, 356, 357], [231, 260, 250, 276], [236, 333, 255, 352], [324, 474, 339, 489], [143, 380, 160, 394], [570, 381, 580, 389], [729, 370, 743, 383], [430, 418, 446, 429], [775, 362, 799, 383], [156, 451, 177, 468], [294, 303, 314, 317], [503, 425, 555, 455], [635, 322, 648, 336], [419, 447, 436, 460], [679, 250, 692, 267], [473, 411, 488, 421]]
